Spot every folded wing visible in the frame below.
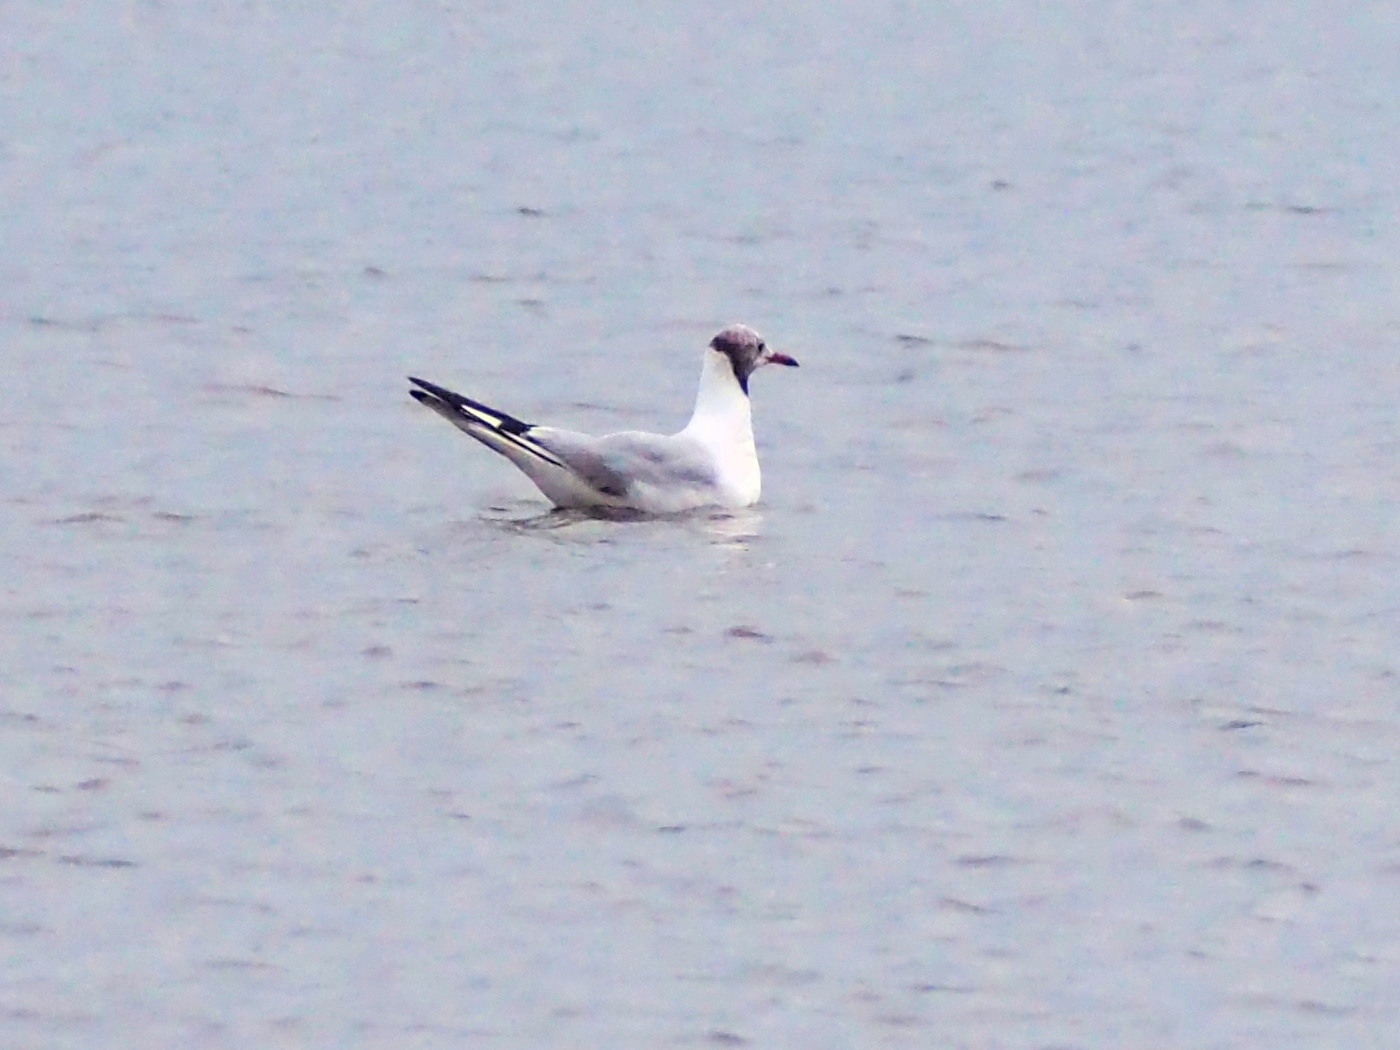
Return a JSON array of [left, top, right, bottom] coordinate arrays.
[[409, 378, 725, 512]]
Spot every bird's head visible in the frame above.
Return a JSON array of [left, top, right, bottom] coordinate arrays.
[[709, 324, 798, 394]]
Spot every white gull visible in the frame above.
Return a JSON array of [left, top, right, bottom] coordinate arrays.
[[408, 324, 798, 514]]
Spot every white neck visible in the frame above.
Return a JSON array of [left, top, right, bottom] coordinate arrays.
[[677, 349, 763, 505], [681, 349, 753, 447]]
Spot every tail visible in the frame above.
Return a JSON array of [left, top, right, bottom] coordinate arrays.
[[407, 376, 568, 471]]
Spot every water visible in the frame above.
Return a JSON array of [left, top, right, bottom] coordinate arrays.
[[4, 2, 1400, 1046]]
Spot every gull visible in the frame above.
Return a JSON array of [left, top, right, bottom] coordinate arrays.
[[408, 324, 798, 514]]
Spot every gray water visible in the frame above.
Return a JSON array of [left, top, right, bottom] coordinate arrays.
[[5, 2, 1400, 1047]]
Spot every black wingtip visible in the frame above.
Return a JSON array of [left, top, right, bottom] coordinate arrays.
[[407, 375, 465, 404], [404, 376, 538, 437]]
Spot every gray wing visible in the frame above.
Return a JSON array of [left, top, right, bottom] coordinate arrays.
[[529, 428, 718, 499]]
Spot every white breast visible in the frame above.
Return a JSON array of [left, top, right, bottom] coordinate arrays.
[[678, 350, 762, 507]]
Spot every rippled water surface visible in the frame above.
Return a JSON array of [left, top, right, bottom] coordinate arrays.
[[5, 2, 1400, 1047]]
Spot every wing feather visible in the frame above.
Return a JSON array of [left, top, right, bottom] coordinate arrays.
[[407, 376, 568, 471]]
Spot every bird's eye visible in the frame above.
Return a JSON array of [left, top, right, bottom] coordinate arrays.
[[758, 341, 766, 352]]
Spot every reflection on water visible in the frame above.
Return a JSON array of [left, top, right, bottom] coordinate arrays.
[[482, 501, 765, 548], [481, 503, 605, 531], [695, 508, 765, 547]]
